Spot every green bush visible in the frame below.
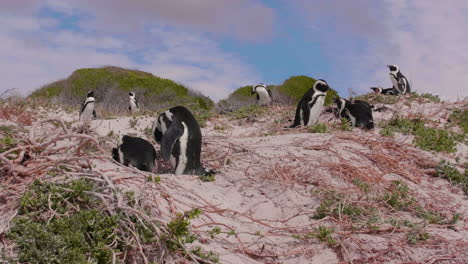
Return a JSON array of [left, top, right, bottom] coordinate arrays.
[[308, 123, 328, 133], [277, 76, 339, 106], [434, 161, 467, 194], [381, 117, 457, 152], [449, 108, 468, 134]]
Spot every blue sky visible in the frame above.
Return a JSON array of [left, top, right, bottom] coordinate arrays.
[[1, 0, 467, 101]]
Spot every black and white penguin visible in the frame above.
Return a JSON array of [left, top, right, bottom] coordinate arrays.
[[252, 83, 272, 106], [112, 135, 157, 172], [128, 92, 140, 113], [79, 91, 97, 123], [334, 98, 374, 130], [370, 87, 397, 95], [152, 106, 212, 176], [289, 79, 329, 128], [387, 65, 411, 95]]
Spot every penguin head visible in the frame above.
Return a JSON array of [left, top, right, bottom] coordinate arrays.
[[334, 98, 349, 118], [129, 92, 135, 97], [371, 87, 382, 94], [153, 111, 173, 143], [252, 83, 266, 95], [387, 65, 399, 73], [86, 91, 95, 98], [313, 79, 329, 93]]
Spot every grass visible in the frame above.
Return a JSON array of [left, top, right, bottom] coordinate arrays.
[[308, 123, 328, 133], [228, 104, 267, 120], [434, 161, 467, 194], [313, 191, 364, 221], [352, 178, 370, 193], [449, 108, 468, 134], [408, 92, 441, 103], [381, 116, 457, 152], [338, 118, 353, 131], [355, 93, 399, 105]]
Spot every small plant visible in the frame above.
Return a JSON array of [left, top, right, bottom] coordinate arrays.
[[208, 226, 222, 239], [129, 117, 138, 128], [338, 118, 353, 131], [434, 161, 467, 194], [191, 246, 220, 263], [199, 173, 216, 182], [0, 135, 17, 153], [449, 108, 468, 134], [313, 191, 363, 221], [214, 124, 226, 131], [352, 178, 370, 192], [308, 123, 328, 133], [407, 229, 429, 244], [147, 175, 161, 184], [383, 180, 414, 210], [166, 208, 202, 250], [311, 226, 336, 246], [228, 105, 267, 120]]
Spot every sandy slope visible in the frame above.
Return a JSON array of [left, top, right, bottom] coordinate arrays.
[[1, 97, 467, 263]]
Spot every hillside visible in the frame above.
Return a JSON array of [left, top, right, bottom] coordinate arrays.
[[0, 93, 467, 263], [30, 66, 214, 113], [218, 76, 339, 113]]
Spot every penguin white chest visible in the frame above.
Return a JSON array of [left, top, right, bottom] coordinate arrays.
[[256, 87, 271, 106], [175, 122, 189, 175], [129, 99, 138, 113], [307, 96, 325, 126], [390, 74, 399, 90], [81, 102, 94, 122]]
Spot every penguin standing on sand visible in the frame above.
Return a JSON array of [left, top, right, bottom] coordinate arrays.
[[252, 83, 272, 106], [79, 91, 97, 123], [128, 92, 140, 113], [289, 79, 329, 128], [370, 87, 397, 95], [112, 135, 157, 172], [334, 98, 374, 130], [387, 65, 411, 95], [152, 106, 213, 176]]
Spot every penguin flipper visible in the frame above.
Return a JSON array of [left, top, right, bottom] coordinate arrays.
[[161, 118, 184, 161], [92, 110, 97, 119]]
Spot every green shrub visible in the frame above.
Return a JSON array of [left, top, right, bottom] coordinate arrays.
[[434, 161, 467, 194], [449, 108, 468, 134], [228, 104, 267, 120], [313, 191, 363, 221], [381, 117, 457, 152], [383, 181, 414, 210], [308, 123, 328, 133]]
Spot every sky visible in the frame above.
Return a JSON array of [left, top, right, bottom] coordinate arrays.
[[1, 0, 467, 101]]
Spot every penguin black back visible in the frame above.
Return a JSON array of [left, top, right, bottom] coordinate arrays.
[[112, 135, 157, 172]]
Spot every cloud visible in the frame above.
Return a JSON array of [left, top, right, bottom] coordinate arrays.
[[289, 0, 468, 99], [0, 8, 258, 101]]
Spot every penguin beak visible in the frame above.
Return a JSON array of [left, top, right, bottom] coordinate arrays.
[[386, 65, 392, 69]]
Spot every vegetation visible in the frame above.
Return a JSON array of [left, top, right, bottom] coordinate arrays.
[[308, 123, 328, 133], [381, 116, 457, 152], [408, 92, 441, 103], [227, 104, 267, 120], [8, 179, 217, 263], [30, 66, 214, 114], [449, 108, 468, 134], [434, 161, 467, 194]]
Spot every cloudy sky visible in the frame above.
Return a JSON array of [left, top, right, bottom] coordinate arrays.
[[1, 0, 467, 101]]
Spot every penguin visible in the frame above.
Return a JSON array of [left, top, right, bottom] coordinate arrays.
[[152, 106, 213, 176], [252, 83, 272, 106], [334, 98, 374, 130], [79, 91, 97, 123], [128, 92, 140, 113], [112, 135, 157, 172], [289, 79, 329, 128], [370, 87, 397, 95], [387, 65, 411, 95]]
